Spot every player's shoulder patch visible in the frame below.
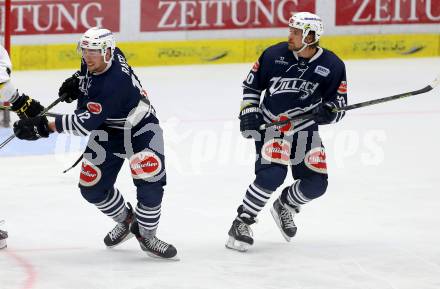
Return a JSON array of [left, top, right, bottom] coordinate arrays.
[[337, 81, 347, 94], [314, 65, 330, 77], [251, 60, 260, 72]]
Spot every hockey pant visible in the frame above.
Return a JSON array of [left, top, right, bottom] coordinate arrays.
[[78, 115, 166, 233], [240, 128, 328, 218]]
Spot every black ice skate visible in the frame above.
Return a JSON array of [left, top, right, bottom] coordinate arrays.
[[225, 218, 255, 252], [0, 222, 7, 249], [104, 203, 134, 248], [270, 198, 299, 242], [130, 221, 179, 260]]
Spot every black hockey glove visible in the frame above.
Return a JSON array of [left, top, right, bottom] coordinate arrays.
[[13, 116, 52, 141], [10, 93, 45, 119], [239, 104, 263, 138], [59, 71, 81, 103], [312, 102, 338, 125]]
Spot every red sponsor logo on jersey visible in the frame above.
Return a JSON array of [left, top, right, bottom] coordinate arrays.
[[87, 102, 102, 114], [79, 161, 101, 187], [251, 61, 260, 72], [337, 81, 347, 94], [262, 139, 291, 165], [274, 115, 292, 133], [130, 151, 162, 179], [304, 147, 327, 174]]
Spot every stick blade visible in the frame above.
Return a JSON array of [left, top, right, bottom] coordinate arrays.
[[429, 74, 440, 89]]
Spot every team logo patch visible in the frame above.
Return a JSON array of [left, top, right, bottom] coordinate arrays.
[[274, 115, 292, 133], [262, 139, 291, 165], [130, 151, 162, 179], [337, 81, 347, 94], [314, 65, 330, 77], [79, 161, 102, 187], [304, 147, 327, 174], [87, 102, 102, 114], [251, 60, 260, 72]]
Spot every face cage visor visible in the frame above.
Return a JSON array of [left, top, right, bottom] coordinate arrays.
[[76, 40, 113, 63]]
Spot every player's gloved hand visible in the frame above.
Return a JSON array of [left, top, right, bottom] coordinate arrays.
[[59, 71, 80, 103], [10, 93, 45, 119], [312, 102, 338, 125], [239, 103, 263, 138], [13, 116, 52, 140]]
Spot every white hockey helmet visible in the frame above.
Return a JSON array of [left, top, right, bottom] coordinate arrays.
[[78, 27, 116, 63], [289, 12, 324, 46]]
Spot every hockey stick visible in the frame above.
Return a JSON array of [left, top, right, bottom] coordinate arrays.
[[260, 75, 440, 130], [0, 93, 67, 150], [0, 106, 61, 118]]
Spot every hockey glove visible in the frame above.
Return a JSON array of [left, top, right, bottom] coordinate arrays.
[[10, 93, 45, 119], [312, 102, 338, 125], [59, 71, 80, 103], [13, 116, 52, 140], [239, 104, 263, 138]]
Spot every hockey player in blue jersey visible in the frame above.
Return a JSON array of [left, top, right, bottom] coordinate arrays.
[[226, 12, 348, 252], [13, 27, 178, 260]]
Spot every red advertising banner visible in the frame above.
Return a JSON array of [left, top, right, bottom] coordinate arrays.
[[140, 0, 316, 31], [3, 0, 120, 35], [336, 0, 440, 25]]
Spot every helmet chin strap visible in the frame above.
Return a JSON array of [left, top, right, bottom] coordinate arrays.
[[294, 43, 309, 54], [294, 31, 318, 54]]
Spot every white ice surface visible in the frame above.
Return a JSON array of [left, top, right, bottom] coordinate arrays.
[[1, 57, 440, 289]]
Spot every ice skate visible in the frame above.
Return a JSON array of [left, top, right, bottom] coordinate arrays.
[[270, 198, 299, 242], [0, 220, 7, 249], [104, 203, 134, 248], [130, 221, 179, 261], [225, 219, 254, 252]]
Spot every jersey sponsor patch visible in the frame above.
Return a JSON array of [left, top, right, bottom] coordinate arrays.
[[275, 57, 288, 65], [274, 115, 292, 133], [337, 81, 347, 94], [130, 151, 162, 179], [251, 60, 260, 72], [314, 65, 330, 77], [261, 139, 291, 165], [79, 161, 102, 187], [304, 147, 327, 174], [87, 102, 102, 114]]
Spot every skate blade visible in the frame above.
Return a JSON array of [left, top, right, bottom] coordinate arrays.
[[225, 236, 251, 252], [106, 233, 135, 249], [146, 251, 180, 261], [270, 208, 292, 242]]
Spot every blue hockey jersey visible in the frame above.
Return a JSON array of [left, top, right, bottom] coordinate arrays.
[[243, 42, 347, 133], [55, 48, 152, 136]]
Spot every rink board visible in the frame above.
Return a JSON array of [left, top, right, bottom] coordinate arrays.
[[10, 33, 440, 70]]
